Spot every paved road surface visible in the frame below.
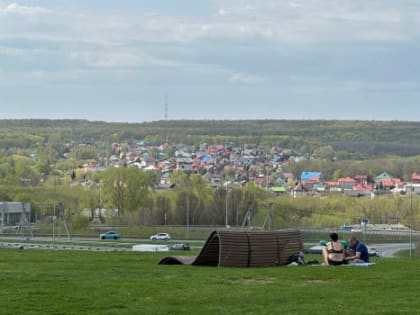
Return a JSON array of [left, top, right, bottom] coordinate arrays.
[[0, 235, 415, 256], [369, 243, 413, 257]]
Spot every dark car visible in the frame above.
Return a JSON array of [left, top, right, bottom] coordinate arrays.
[[170, 243, 190, 251]]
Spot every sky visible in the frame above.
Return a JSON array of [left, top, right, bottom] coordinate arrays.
[[1, 0, 420, 122]]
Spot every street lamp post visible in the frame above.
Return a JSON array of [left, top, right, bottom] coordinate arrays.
[[53, 177, 57, 246], [186, 196, 190, 240], [410, 184, 413, 258], [225, 181, 229, 228]]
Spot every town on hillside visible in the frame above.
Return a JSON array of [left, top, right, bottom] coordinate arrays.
[[74, 140, 420, 198]]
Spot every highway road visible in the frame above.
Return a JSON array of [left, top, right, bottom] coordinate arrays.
[[369, 243, 414, 257], [0, 235, 203, 252], [0, 234, 414, 257]]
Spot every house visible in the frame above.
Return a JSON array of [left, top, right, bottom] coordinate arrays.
[[375, 172, 394, 185], [300, 171, 322, 183], [313, 182, 327, 192], [325, 181, 341, 192], [175, 150, 192, 158], [338, 177, 356, 190], [176, 158, 194, 172], [137, 140, 150, 147], [208, 145, 225, 156], [412, 172, 420, 184], [354, 175, 368, 184], [376, 172, 402, 190], [282, 172, 294, 181], [381, 178, 403, 190], [292, 182, 309, 197], [254, 176, 271, 189], [353, 183, 374, 192], [243, 148, 257, 156]]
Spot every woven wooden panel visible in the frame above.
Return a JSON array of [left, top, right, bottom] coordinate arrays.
[[159, 229, 303, 268]]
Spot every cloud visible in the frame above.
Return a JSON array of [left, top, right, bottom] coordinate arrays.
[[211, 0, 420, 43], [1, 0, 420, 92], [68, 51, 142, 68], [287, 75, 420, 94], [228, 72, 265, 84], [0, 3, 51, 15], [288, 1, 304, 9], [68, 50, 180, 68], [2, 1, 419, 50], [218, 8, 228, 16]]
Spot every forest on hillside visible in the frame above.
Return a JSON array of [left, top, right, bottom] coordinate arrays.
[[2, 119, 420, 159]]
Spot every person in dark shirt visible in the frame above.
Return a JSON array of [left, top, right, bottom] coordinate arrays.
[[346, 236, 369, 263]]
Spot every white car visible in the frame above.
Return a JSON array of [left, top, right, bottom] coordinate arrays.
[[150, 233, 171, 241]]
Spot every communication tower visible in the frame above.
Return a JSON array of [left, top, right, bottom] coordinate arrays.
[[165, 94, 168, 120]]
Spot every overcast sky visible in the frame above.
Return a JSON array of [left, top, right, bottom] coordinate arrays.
[[1, 0, 420, 122]]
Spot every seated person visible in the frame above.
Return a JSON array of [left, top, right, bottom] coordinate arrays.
[[322, 233, 345, 266], [346, 236, 369, 263]]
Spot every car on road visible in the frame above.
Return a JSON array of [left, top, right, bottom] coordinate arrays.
[[368, 247, 381, 257], [100, 231, 121, 240], [306, 244, 381, 258], [304, 245, 324, 255], [170, 243, 190, 251], [150, 233, 171, 241]]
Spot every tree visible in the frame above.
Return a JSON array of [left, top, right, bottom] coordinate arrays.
[[71, 169, 76, 181], [239, 183, 263, 225], [154, 193, 172, 225], [35, 144, 55, 175], [70, 145, 97, 161], [314, 145, 336, 161], [333, 169, 342, 181], [124, 169, 152, 224]]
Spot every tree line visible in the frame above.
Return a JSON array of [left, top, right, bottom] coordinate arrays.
[[3, 119, 420, 160], [1, 167, 419, 232]]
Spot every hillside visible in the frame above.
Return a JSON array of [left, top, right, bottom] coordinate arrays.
[[2, 119, 420, 159]]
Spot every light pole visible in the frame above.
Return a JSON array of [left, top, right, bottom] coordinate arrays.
[[53, 177, 57, 245], [185, 175, 191, 240], [410, 184, 413, 258], [98, 181, 103, 222], [225, 181, 229, 228], [186, 196, 190, 240], [266, 165, 269, 192]]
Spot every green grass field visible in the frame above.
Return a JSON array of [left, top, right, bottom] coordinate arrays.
[[1, 249, 419, 315]]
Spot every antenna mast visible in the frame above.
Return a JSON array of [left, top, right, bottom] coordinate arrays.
[[165, 94, 168, 120]]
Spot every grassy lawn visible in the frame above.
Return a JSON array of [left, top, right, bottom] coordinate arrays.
[[0, 249, 419, 315]]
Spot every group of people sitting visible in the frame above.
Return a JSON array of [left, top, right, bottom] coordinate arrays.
[[322, 233, 370, 266]]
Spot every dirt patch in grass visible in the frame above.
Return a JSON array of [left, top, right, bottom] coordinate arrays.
[[229, 278, 276, 286], [303, 279, 332, 285]]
